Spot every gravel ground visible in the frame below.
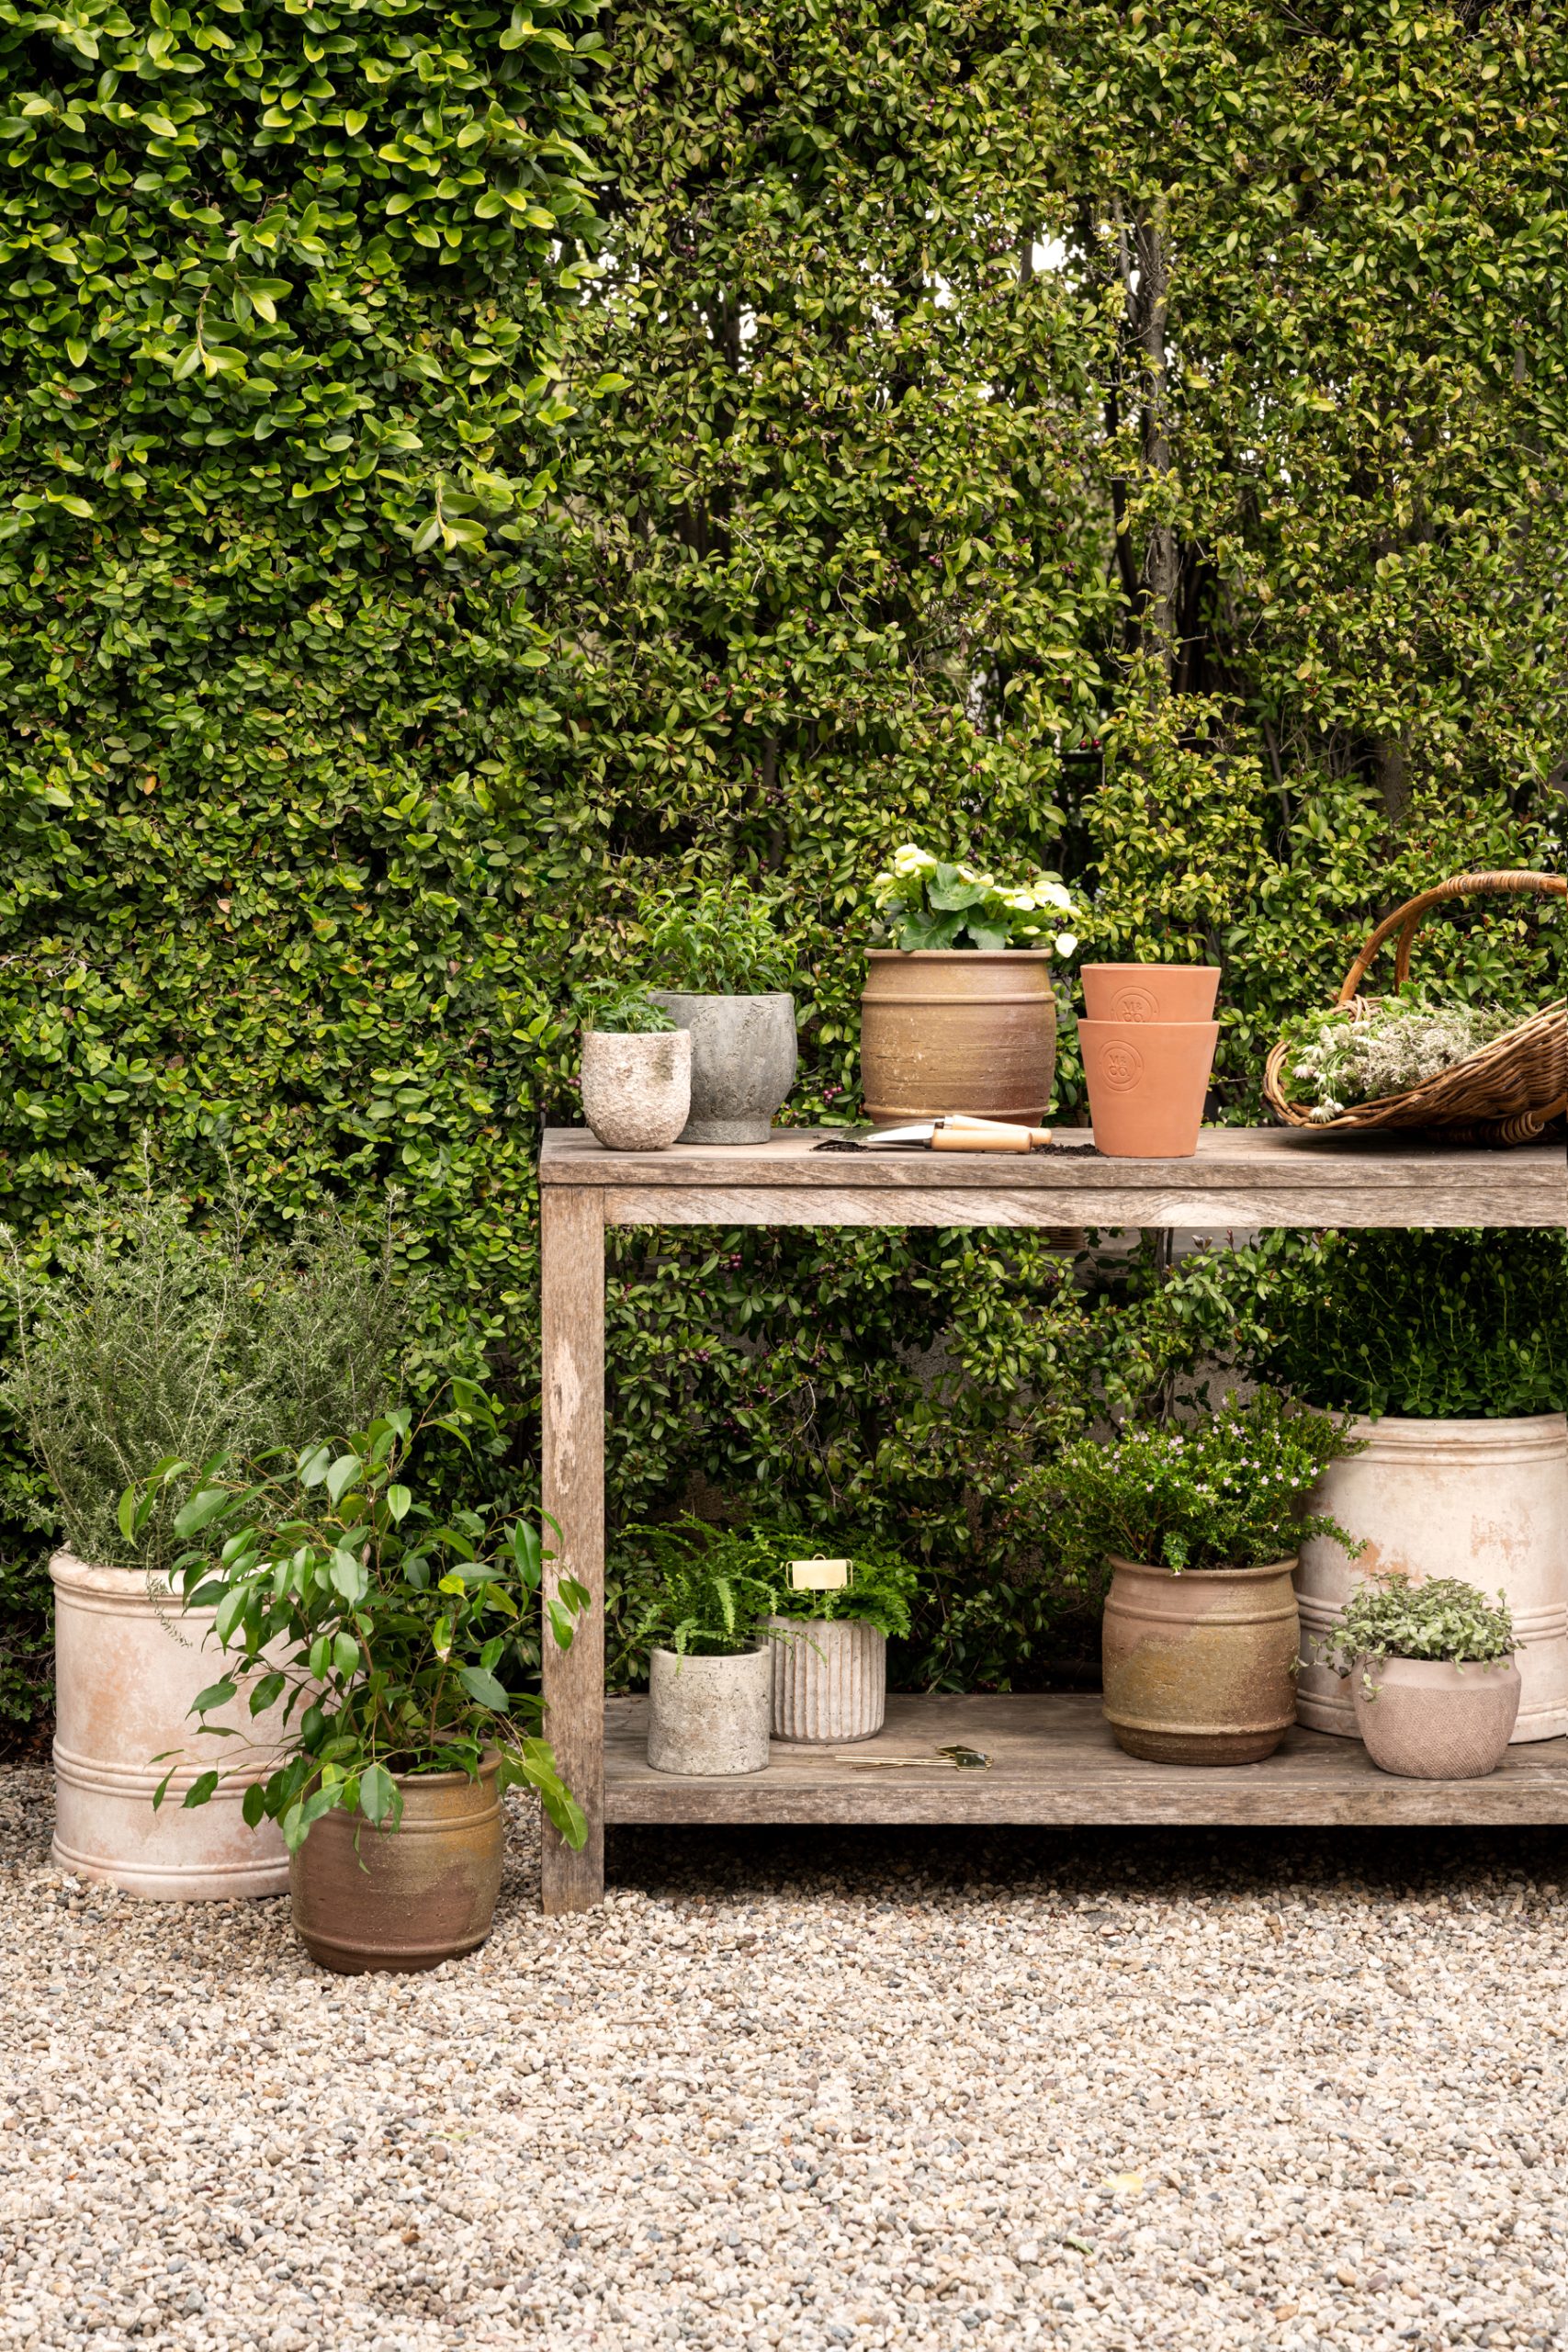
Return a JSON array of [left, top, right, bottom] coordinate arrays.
[[1, 1770, 1565, 2352]]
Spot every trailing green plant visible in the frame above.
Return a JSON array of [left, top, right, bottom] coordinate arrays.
[[1275, 994, 1517, 1122], [121, 1386, 588, 1852], [873, 844, 1083, 956], [2, 1185, 418, 1580], [643, 885, 795, 996], [576, 979, 678, 1035], [617, 1518, 777, 1658], [1026, 1389, 1363, 1581], [1324, 1572, 1517, 1691]]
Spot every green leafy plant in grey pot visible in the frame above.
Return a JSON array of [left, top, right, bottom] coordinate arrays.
[[576, 981, 692, 1152], [644, 886, 797, 1144], [626, 1523, 776, 1774]]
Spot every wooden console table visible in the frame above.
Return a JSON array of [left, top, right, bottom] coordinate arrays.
[[538, 1125, 1568, 1912]]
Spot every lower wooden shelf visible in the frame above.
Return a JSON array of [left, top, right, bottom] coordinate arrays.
[[604, 1690, 1568, 1827]]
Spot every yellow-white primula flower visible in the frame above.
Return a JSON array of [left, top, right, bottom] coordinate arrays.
[[1055, 932, 1079, 957], [890, 842, 938, 880]]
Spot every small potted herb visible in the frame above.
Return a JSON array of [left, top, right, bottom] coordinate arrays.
[[862, 843, 1084, 1125], [625, 1521, 777, 1774], [1033, 1390, 1362, 1766], [756, 1532, 919, 1745], [576, 978, 692, 1152], [122, 1386, 586, 1973], [643, 884, 798, 1144], [1323, 1573, 1520, 1780]]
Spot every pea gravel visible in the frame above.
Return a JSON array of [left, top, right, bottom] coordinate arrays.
[[1, 1770, 1565, 2352]]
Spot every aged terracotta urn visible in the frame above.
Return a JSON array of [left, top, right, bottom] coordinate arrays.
[[1101, 1554, 1300, 1765], [859, 949, 1057, 1125], [289, 1757, 505, 1974]]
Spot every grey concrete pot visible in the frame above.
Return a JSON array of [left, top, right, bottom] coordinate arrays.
[[648, 991, 798, 1144], [646, 1645, 772, 1776], [580, 1028, 691, 1152], [765, 1616, 886, 1744]]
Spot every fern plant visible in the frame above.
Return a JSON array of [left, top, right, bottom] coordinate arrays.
[[622, 1519, 778, 1657]]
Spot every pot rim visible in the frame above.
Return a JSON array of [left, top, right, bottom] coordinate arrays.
[[649, 1642, 770, 1664], [1107, 1552, 1299, 1580], [1350, 1650, 1519, 1675], [1336, 1411, 1568, 1437], [863, 946, 1055, 963], [1081, 960, 1222, 975], [321, 1748, 503, 1795], [645, 989, 796, 1005], [1078, 1016, 1221, 1034]]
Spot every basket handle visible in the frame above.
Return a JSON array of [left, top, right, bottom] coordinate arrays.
[[1336, 870, 1567, 1006]]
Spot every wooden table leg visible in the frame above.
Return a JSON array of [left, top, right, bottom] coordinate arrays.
[[539, 1184, 605, 1913]]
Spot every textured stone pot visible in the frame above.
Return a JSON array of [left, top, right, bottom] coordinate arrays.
[[580, 1026, 692, 1151], [289, 1757, 503, 1974], [50, 1550, 289, 1901], [1101, 1554, 1299, 1766], [646, 1645, 772, 1775], [1351, 1655, 1521, 1780], [764, 1617, 886, 1744], [648, 992, 798, 1144], [1296, 1415, 1568, 1743], [859, 949, 1057, 1125], [1080, 964, 1221, 1024], [1079, 1018, 1218, 1158]]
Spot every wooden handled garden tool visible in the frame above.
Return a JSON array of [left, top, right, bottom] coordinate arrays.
[[868, 1115, 1052, 1153]]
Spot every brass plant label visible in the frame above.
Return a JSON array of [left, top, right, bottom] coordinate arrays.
[[789, 1557, 850, 1590]]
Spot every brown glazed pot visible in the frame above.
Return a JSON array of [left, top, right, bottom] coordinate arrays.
[[289, 1756, 503, 1975], [1102, 1555, 1300, 1765], [859, 949, 1057, 1125], [1079, 1017, 1218, 1158], [1350, 1655, 1521, 1780], [1080, 964, 1221, 1024]]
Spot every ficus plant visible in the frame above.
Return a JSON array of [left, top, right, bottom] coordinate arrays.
[[119, 1384, 589, 1853]]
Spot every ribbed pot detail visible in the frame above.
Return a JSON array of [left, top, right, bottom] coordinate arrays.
[[1101, 1555, 1299, 1766], [50, 1550, 289, 1901], [647, 1646, 772, 1776], [1296, 1415, 1568, 1743], [289, 1758, 503, 1974], [764, 1618, 886, 1745], [859, 950, 1057, 1125], [1351, 1656, 1521, 1781]]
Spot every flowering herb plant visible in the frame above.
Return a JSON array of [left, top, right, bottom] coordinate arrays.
[[1029, 1388, 1363, 1577], [1322, 1571, 1517, 1692], [1278, 992, 1515, 1121], [873, 843, 1082, 955]]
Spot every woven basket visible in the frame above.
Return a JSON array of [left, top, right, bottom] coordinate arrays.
[[1264, 871, 1567, 1146]]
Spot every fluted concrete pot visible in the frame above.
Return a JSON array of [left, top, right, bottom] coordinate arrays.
[[647, 1645, 772, 1776], [1351, 1656, 1521, 1781], [765, 1617, 886, 1745], [580, 1027, 691, 1151], [50, 1550, 289, 1901], [647, 992, 798, 1144], [1296, 1415, 1568, 1742]]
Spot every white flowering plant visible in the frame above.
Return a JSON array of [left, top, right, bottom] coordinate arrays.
[[1279, 992, 1515, 1122], [872, 842, 1084, 955], [1029, 1388, 1364, 1578]]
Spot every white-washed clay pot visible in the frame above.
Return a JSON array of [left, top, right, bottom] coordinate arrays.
[[1296, 1415, 1568, 1743], [1351, 1655, 1521, 1780], [764, 1617, 886, 1744], [580, 1027, 692, 1152], [50, 1551, 289, 1900], [646, 1645, 772, 1776]]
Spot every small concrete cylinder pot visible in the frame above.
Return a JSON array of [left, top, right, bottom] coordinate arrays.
[[580, 1027, 692, 1152], [1350, 1656, 1521, 1780], [289, 1756, 504, 1974], [764, 1617, 886, 1745], [648, 992, 798, 1144], [1101, 1554, 1300, 1766], [50, 1549, 289, 1900], [1296, 1414, 1568, 1742], [646, 1645, 772, 1775]]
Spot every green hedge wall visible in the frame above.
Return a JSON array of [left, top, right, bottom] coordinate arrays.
[[2, 0, 1565, 1731]]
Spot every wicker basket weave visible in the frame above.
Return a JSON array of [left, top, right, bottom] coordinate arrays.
[[1264, 872, 1567, 1146]]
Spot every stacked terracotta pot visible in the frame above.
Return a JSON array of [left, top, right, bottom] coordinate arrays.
[[1079, 964, 1221, 1157]]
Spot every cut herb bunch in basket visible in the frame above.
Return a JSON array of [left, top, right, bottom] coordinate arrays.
[[1280, 993, 1516, 1122]]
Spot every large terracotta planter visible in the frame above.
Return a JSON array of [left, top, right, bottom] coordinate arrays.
[[859, 949, 1057, 1125], [289, 1757, 503, 1974], [580, 1027, 691, 1151], [1081, 965, 1221, 1023], [50, 1550, 289, 1901], [764, 1617, 886, 1744], [649, 992, 797, 1144], [1296, 1414, 1568, 1742], [1080, 1018, 1218, 1158], [1351, 1656, 1521, 1780], [647, 1645, 772, 1775], [1101, 1554, 1299, 1765]]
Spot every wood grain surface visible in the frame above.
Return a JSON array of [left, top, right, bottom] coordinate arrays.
[[539, 1186, 606, 1914]]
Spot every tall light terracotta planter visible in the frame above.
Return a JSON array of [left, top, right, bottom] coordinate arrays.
[[1296, 1415, 1568, 1743], [764, 1617, 886, 1744], [1101, 1554, 1299, 1765], [51, 1551, 289, 1900], [1079, 1018, 1218, 1158], [860, 949, 1057, 1125]]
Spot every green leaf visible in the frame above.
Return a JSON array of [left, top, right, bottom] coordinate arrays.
[[359, 1760, 396, 1824], [242, 1781, 268, 1829], [457, 1663, 509, 1711], [248, 1671, 286, 1718], [386, 1483, 412, 1524], [191, 1677, 237, 1713], [182, 1770, 220, 1810], [325, 1453, 363, 1505], [173, 1487, 233, 1539]]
